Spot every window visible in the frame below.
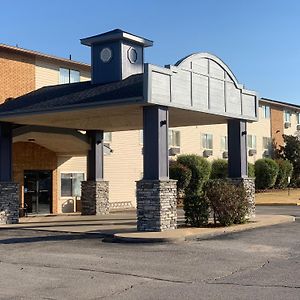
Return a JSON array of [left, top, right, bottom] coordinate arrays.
[[262, 137, 272, 150], [221, 136, 228, 150], [139, 130, 144, 145], [247, 135, 257, 149], [104, 132, 112, 142], [61, 173, 84, 197], [297, 113, 300, 125], [169, 130, 181, 147], [284, 111, 291, 123], [202, 133, 213, 149], [261, 105, 270, 119], [59, 68, 80, 84]]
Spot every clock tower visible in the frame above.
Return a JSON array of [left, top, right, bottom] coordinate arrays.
[[81, 29, 153, 85]]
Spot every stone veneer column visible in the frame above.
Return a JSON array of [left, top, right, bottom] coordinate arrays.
[[81, 181, 109, 215], [0, 182, 19, 224], [228, 177, 255, 218], [136, 180, 177, 232]]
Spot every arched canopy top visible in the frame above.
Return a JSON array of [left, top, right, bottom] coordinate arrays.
[[175, 52, 241, 88], [144, 52, 258, 122]]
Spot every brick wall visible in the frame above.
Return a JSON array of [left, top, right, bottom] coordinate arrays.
[[12, 142, 58, 213], [0, 49, 35, 103], [270, 106, 284, 148]]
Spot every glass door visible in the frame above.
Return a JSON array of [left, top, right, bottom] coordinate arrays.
[[24, 171, 52, 214]]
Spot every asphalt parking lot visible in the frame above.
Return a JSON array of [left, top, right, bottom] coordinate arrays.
[[0, 206, 299, 300]]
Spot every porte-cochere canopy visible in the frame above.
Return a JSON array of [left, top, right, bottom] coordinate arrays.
[[0, 53, 258, 131]]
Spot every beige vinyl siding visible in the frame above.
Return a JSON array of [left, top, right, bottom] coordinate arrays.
[[283, 111, 298, 136], [104, 130, 143, 207], [80, 70, 91, 82], [57, 156, 87, 213], [35, 59, 91, 89], [35, 59, 59, 89]]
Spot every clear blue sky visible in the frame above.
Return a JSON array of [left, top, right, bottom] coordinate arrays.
[[1, 0, 300, 104]]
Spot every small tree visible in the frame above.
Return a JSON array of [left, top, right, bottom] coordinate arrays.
[[276, 135, 300, 186], [169, 160, 192, 197], [255, 158, 279, 190], [177, 154, 211, 194], [275, 159, 293, 189], [177, 154, 211, 227], [210, 159, 228, 179]]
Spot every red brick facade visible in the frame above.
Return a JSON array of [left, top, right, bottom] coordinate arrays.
[[0, 49, 35, 104]]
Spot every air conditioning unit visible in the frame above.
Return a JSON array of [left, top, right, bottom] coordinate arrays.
[[222, 151, 228, 159], [248, 149, 257, 156], [203, 149, 213, 157], [263, 149, 270, 157], [169, 147, 180, 156], [284, 122, 291, 128], [297, 124, 300, 131]]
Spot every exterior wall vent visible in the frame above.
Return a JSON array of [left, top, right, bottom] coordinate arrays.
[[284, 122, 291, 129], [81, 29, 153, 85], [203, 149, 213, 157], [222, 151, 228, 159], [169, 147, 180, 156], [248, 149, 257, 156]]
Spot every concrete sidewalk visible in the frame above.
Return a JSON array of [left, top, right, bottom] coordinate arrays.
[[0, 211, 295, 243]]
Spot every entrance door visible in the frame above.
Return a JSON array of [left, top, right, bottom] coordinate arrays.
[[24, 171, 52, 214]]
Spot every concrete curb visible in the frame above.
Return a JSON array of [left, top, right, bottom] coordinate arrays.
[[112, 215, 295, 244]]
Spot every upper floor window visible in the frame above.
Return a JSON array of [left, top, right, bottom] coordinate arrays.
[[297, 113, 300, 125], [104, 132, 112, 143], [59, 68, 80, 84], [262, 137, 272, 150], [139, 129, 181, 147], [247, 135, 257, 149], [202, 133, 213, 149], [220, 136, 228, 151], [169, 130, 181, 147], [284, 111, 291, 123], [261, 105, 270, 119]]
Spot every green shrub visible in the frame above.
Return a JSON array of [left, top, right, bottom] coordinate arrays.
[[205, 179, 248, 226], [210, 159, 228, 179], [177, 154, 211, 194], [275, 159, 293, 189], [248, 163, 255, 178], [183, 193, 210, 227], [169, 160, 192, 195], [255, 158, 279, 190]]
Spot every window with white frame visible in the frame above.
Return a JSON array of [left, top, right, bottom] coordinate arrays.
[[61, 173, 84, 197], [247, 135, 257, 149], [261, 105, 270, 119], [59, 68, 80, 84], [104, 132, 112, 143], [221, 136, 228, 150], [262, 137, 272, 150], [284, 111, 291, 123], [139, 130, 181, 147], [169, 130, 181, 147], [202, 133, 213, 149], [139, 130, 144, 145], [297, 113, 300, 125]]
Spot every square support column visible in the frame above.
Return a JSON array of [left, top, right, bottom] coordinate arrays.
[[227, 119, 255, 217], [0, 123, 19, 224], [137, 106, 177, 232], [81, 130, 109, 215]]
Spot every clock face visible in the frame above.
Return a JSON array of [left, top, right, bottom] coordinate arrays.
[[127, 47, 138, 63], [100, 47, 112, 63]]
